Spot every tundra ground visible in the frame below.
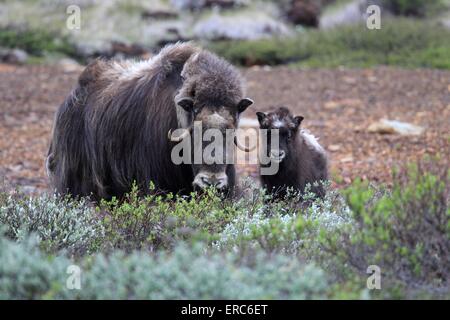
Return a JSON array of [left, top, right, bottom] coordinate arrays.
[[0, 64, 449, 193]]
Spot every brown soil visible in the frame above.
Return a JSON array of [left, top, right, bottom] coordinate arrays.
[[0, 63, 449, 193]]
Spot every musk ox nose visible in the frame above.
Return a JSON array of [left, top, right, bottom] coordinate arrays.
[[270, 150, 286, 162], [193, 172, 228, 190]]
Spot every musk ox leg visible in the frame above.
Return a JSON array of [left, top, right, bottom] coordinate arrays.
[[47, 84, 92, 197], [46, 60, 113, 197], [45, 151, 55, 179]]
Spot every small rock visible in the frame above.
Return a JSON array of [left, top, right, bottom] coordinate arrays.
[[367, 119, 425, 136], [171, 0, 241, 11], [0, 48, 28, 64], [141, 9, 178, 20], [21, 186, 37, 194], [58, 58, 84, 73], [324, 99, 362, 110], [328, 144, 341, 152], [285, 0, 321, 27], [324, 101, 340, 110], [340, 156, 354, 163], [193, 11, 290, 41]]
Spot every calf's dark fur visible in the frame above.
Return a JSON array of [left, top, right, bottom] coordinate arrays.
[[257, 107, 328, 198]]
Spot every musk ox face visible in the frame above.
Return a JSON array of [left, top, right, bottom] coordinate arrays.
[[257, 107, 303, 163], [172, 96, 254, 191], [166, 50, 254, 192]]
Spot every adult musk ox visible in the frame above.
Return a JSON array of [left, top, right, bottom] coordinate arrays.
[[46, 42, 254, 200], [257, 107, 328, 199]]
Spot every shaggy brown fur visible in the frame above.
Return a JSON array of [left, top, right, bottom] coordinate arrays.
[[257, 107, 328, 198], [47, 42, 253, 199]]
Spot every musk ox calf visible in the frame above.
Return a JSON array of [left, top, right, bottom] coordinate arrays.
[[47, 42, 253, 200], [257, 107, 328, 199]]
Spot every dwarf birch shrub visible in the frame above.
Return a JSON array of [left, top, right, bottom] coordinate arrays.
[[64, 244, 330, 300], [0, 233, 330, 300], [99, 184, 246, 252], [0, 233, 68, 299], [215, 185, 352, 256], [0, 191, 104, 256], [211, 19, 450, 69], [319, 161, 450, 296], [381, 0, 444, 17], [1, 159, 448, 299]]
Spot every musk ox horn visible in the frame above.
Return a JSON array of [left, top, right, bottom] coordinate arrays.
[[168, 128, 191, 142], [234, 135, 256, 152]]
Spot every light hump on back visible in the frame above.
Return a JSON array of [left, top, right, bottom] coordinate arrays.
[[106, 42, 200, 81], [300, 129, 326, 155]]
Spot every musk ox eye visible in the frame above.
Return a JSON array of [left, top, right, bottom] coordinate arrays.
[[177, 98, 194, 112], [193, 106, 203, 116]]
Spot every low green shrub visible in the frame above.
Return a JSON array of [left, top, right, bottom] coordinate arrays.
[[0, 26, 78, 58], [215, 185, 352, 256], [381, 0, 444, 17], [98, 184, 247, 252], [1, 159, 448, 299], [0, 233, 331, 300], [318, 161, 450, 297], [0, 234, 68, 299], [0, 191, 104, 256], [210, 19, 450, 69]]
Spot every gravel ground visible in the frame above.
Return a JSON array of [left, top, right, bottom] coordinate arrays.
[[0, 63, 449, 193]]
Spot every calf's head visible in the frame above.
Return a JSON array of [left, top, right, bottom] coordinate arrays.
[[257, 107, 304, 163]]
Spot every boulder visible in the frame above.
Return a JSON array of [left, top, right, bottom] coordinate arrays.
[[110, 41, 148, 58], [84, 41, 150, 60], [141, 9, 179, 20], [367, 119, 425, 136], [319, 0, 385, 29], [171, 0, 243, 11], [194, 11, 290, 41], [58, 58, 84, 73], [0, 48, 28, 64], [286, 0, 321, 27]]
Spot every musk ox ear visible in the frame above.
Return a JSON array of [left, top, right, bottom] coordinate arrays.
[[293, 116, 304, 130], [256, 112, 268, 127], [177, 97, 194, 112], [237, 98, 254, 113]]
